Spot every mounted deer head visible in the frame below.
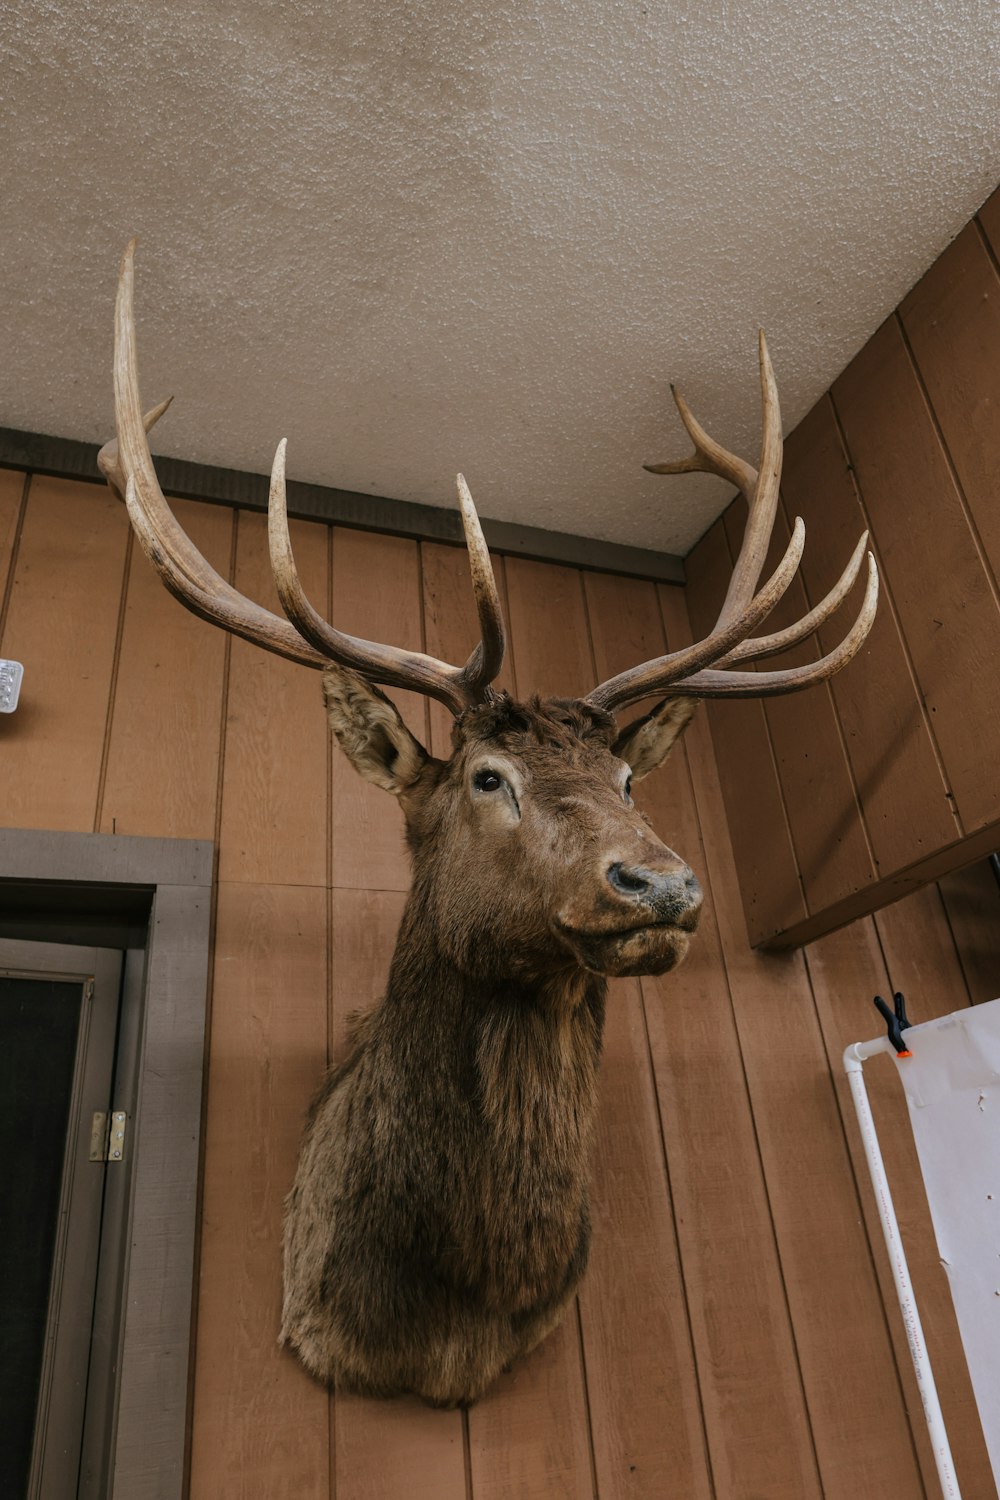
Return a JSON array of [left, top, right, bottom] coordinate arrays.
[[99, 242, 877, 1406]]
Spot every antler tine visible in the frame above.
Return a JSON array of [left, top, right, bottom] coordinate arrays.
[[102, 241, 507, 715], [97, 394, 174, 504], [266, 441, 476, 714], [105, 239, 328, 667], [654, 553, 879, 698], [587, 334, 878, 715], [643, 385, 757, 497], [455, 473, 506, 699], [587, 517, 806, 712], [716, 531, 869, 666]]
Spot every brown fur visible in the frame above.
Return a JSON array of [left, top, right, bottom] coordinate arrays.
[[281, 674, 701, 1406]]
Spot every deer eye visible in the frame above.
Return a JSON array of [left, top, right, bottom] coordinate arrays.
[[473, 769, 504, 793], [623, 774, 633, 804]]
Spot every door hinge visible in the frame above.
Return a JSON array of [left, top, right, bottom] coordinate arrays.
[[89, 1111, 128, 1163]]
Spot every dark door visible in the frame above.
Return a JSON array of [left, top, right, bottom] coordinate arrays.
[[0, 944, 122, 1500]]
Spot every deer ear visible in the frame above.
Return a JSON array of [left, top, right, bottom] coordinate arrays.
[[612, 697, 698, 782], [323, 665, 430, 796]]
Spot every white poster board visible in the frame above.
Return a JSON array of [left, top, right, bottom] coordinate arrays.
[[892, 997, 1000, 1487]]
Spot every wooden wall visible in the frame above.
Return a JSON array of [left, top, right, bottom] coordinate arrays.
[[686, 184, 1000, 949], [1, 471, 999, 1498]]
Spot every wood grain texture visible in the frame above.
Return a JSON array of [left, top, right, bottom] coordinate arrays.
[[0, 476, 129, 831], [937, 861, 1000, 1006], [190, 882, 330, 1500], [628, 576, 825, 1497], [683, 520, 807, 944], [583, 571, 721, 1499], [782, 397, 957, 878], [99, 498, 233, 839], [421, 540, 514, 761], [0, 466, 25, 612], [833, 315, 1000, 833], [723, 497, 876, 915], [329, 527, 427, 892], [660, 582, 928, 1499], [217, 511, 329, 886], [329, 887, 467, 1500], [900, 221, 1000, 582]]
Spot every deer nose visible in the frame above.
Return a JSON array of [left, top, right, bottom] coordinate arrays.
[[606, 862, 703, 927]]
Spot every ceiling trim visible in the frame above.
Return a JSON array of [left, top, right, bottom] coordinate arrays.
[[0, 427, 685, 586]]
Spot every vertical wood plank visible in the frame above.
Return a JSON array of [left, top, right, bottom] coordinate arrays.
[[684, 520, 807, 943], [937, 862, 1000, 1006], [329, 528, 426, 892], [329, 888, 468, 1500], [421, 541, 514, 761], [660, 582, 926, 1498], [833, 317, 1000, 833], [190, 882, 330, 1500], [99, 498, 233, 839], [637, 768, 820, 1495], [583, 571, 715, 1500], [468, 553, 595, 1500], [0, 467, 25, 612], [217, 512, 329, 886], [783, 399, 957, 876], [722, 498, 876, 915], [900, 221, 1000, 582], [0, 477, 129, 832], [502, 557, 594, 699]]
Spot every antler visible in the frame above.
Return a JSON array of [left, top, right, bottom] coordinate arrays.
[[97, 240, 506, 716], [586, 332, 878, 713]]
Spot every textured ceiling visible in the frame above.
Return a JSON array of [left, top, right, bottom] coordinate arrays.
[[1, 2, 998, 554]]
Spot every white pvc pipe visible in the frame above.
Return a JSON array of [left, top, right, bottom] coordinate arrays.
[[843, 1039, 962, 1500]]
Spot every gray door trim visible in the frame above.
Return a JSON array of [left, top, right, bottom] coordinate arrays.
[[0, 829, 213, 1500]]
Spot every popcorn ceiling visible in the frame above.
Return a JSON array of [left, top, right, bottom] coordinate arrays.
[[1, 1, 998, 553]]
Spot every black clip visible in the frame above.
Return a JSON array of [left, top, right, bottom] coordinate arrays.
[[873, 992, 913, 1057]]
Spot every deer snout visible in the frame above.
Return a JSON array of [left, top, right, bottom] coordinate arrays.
[[606, 861, 703, 930]]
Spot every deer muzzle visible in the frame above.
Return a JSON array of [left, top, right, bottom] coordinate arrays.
[[554, 860, 703, 978]]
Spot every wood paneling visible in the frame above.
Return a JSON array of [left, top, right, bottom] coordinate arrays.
[[217, 511, 330, 886], [783, 397, 956, 879], [834, 315, 1000, 832], [583, 572, 713, 1500], [190, 881, 331, 1500], [661, 583, 932, 1499], [0, 467, 25, 615], [900, 221, 1000, 582], [938, 862, 1000, 1006], [723, 498, 877, 915], [99, 499, 233, 839], [684, 519, 807, 941], [4, 471, 995, 1497], [0, 476, 129, 832], [683, 185, 1000, 948]]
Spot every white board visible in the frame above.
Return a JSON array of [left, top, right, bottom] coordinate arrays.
[[892, 996, 1000, 1487]]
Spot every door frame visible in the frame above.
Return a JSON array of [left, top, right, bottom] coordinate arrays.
[[0, 829, 213, 1500]]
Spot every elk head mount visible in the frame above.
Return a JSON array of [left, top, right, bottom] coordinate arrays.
[[99, 243, 878, 1407]]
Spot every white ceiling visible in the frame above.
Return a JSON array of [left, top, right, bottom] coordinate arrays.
[[1, 2, 998, 555]]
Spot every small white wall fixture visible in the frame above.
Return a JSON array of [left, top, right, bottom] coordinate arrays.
[[0, 659, 23, 713]]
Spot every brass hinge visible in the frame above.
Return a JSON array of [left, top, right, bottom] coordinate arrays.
[[89, 1110, 128, 1163]]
